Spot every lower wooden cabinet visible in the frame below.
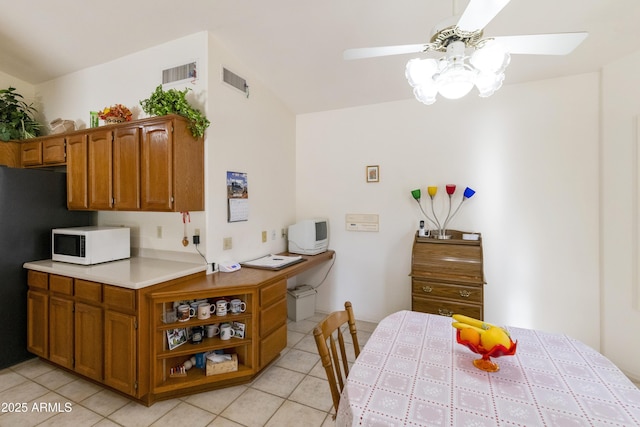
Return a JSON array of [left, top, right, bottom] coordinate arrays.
[[26, 289, 48, 358], [258, 280, 287, 368], [25, 251, 334, 406], [75, 302, 104, 381], [48, 295, 74, 369], [26, 270, 138, 397], [104, 310, 137, 395]]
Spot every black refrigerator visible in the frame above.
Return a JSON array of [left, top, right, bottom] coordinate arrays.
[[0, 165, 95, 369]]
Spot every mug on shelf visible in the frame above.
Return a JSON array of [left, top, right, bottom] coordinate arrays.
[[176, 304, 194, 322], [190, 300, 207, 316], [191, 326, 204, 344], [197, 303, 215, 320], [220, 322, 233, 340], [216, 299, 230, 316], [205, 323, 220, 338], [230, 299, 246, 314]]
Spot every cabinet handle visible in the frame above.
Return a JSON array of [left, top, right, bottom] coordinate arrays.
[[421, 286, 433, 293], [438, 308, 453, 317], [459, 290, 471, 298]]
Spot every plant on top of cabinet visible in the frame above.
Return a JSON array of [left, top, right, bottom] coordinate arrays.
[[0, 87, 41, 141], [140, 85, 210, 138]]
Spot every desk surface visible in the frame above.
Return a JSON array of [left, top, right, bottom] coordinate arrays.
[[336, 310, 640, 426]]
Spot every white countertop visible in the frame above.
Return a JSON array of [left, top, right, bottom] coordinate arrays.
[[23, 257, 207, 289]]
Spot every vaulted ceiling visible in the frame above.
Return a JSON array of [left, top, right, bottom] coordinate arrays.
[[2, 0, 640, 113]]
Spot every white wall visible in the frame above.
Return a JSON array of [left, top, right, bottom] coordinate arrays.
[[601, 49, 640, 379], [34, 32, 296, 266], [296, 73, 601, 350]]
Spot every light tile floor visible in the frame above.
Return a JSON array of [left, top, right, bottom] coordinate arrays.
[[0, 313, 377, 427]]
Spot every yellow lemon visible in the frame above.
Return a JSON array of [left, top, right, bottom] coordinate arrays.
[[480, 326, 511, 350]]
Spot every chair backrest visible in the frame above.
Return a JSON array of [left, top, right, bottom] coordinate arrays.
[[313, 301, 360, 415]]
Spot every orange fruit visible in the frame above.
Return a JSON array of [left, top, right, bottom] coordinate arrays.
[[480, 327, 511, 350], [459, 327, 481, 346]]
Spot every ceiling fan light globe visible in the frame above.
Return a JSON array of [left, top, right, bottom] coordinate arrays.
[[436, 68, 476, 99], [470, 41, 511, 73], [413, 84, 437, 105], [405, 58, 438, 87], [475, 72, 504, 97]]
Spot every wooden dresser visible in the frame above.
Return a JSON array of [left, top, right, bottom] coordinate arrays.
[[410, 230, 485, 319]]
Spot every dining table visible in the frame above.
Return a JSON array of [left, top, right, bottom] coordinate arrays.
[[335, 310, 640, 426]]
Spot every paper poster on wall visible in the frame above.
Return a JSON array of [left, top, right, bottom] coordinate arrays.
[[227, 171, 248, 222]]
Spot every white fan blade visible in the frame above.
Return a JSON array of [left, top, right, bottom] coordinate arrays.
[[343, 44, 428, 60], [492, 32, 588, 55], [457, 0, 510, 32]]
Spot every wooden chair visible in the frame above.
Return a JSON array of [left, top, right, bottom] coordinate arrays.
[[313, 301, 360, 416]]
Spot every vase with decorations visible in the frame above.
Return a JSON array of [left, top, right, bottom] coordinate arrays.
[[97, 104, 132, 124]]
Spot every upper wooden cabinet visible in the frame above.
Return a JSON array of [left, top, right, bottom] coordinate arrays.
[[22, 135, 67, 167], [66, 115, 203, 212]]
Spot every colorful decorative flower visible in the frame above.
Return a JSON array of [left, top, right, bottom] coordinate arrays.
[[410, 184, 476, 238], [97, 104, 133, 121]]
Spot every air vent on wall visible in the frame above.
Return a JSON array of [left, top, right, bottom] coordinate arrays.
[[222, 67, 249, 97], [162, 62, 197, 84]]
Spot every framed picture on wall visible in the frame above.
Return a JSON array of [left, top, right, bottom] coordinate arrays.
[[366, 165, 379, 183]]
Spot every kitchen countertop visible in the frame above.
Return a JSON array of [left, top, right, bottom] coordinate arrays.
[[23, 257, 207, 289]]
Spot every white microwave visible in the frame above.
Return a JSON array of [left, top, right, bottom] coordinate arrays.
[[52, 226, 130, 265]]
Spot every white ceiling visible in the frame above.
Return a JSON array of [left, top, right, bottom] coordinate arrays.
[[2, 0, 640, 114]]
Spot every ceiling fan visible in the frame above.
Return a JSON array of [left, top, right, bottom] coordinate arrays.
[[344, 0, 588, 104]]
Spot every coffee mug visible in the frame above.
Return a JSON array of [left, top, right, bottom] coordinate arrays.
[[191, 326, 204, 344], [205, 323, 220, 338], [230, 299, 246, 314], [220, 323, 233, 340], [216, 299, 230, 316], [176, 304, 194, 322], [197, 303, 215, 320]]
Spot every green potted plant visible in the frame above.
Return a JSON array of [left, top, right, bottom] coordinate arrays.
[[0, 87, 41, 141], [140, 85, 210, 138]]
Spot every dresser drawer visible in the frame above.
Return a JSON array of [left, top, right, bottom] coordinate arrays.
[[75, 279, 102, 303], [27, 270, 48, 290], [412, 279, 482, 304], [260, 280, 286, 307], [260, 298, 287, 336], [49, 275, 73, 295], [104, 285, 135, 311], [412, 296, 482, 320]]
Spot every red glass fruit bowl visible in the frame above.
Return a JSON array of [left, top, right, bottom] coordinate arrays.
[[456, 329, 517, 372]]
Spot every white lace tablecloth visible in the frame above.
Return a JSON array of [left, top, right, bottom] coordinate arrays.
[[336, 310, 640, 426]]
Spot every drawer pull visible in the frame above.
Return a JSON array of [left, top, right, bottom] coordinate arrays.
[[459, 290, 472, 298], [438, 308, 453, 317], [421, 286, 433, 293]]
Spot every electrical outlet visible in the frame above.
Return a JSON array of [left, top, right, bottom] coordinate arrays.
[[271, 229, 276, 240], [223, 237, 232, 250], [194, 228, 200, 236], [261, 231, 267, 243], [157, 226, 163, 239]]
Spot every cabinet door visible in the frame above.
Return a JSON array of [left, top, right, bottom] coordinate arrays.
[[27, 290, 48, 357], [88, 129, 114, 210], [49, 295, 74, 369], [21, 141, 42, 166], [75, 303, 103, 381], [66, 133, 89, 209], [113, 126, 141, 210], [104, 310, 137, 396], [141, 121, 173, 211], [43, 137, 66, 164]]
